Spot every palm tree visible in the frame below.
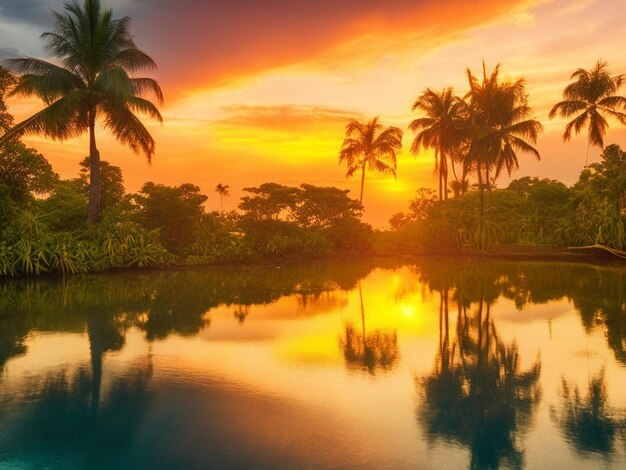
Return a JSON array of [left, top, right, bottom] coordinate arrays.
[[549, 61, 626, 166], [409, 87, 467, 201], [339, 117, 403, 204], [465, 63, 543, 248], [0, 0, 163, 224], [215, 183, 230, 212], [449, 179, 469, 198]]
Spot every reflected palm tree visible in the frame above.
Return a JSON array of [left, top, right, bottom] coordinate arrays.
[[233, 304, 250, 324], [419, 285, 541, 469], [87, 311, 127, 413], [0, 356, 153, 467], [552, 370, 621, 455], [0, 313, 29, 373], [340, 281, 399, 375]]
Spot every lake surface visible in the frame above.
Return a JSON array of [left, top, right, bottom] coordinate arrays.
[[0, 258, 625, 469]]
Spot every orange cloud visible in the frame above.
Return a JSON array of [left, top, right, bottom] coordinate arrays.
[[130, 0, 544, 97], [215, 105, 362, 134]]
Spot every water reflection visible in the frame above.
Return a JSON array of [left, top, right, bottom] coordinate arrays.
[[552, 370, 626, 456], [340, 281, 399, 375], [0, 259, 624, 468], [0, 260, 389, 369], [0, 357, 152, 467], [417, 273, 542, 469], [233, 304, 250, 323], [418, 260, 626, 367]]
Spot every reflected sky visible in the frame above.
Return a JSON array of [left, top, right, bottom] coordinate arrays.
[[0, 259, 625, 469]]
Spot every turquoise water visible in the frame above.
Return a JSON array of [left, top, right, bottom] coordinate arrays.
[[0, 259, 625, 469]]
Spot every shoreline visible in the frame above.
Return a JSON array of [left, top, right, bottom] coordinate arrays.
[[1, 244, 624, 282]]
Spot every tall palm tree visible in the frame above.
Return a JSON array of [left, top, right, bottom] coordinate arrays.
[[465, 63, 543, 248], [215, 183, 230, 212], [409, 87, 467, 201], [339, 117, 403, 204], [0, 0, 163, 223], [549, 61, 626, 166]]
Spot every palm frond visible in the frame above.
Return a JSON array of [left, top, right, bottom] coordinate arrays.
[[101, 101, 156, 161], [563, 112, 589, 142], [130, 77, 164, 104], [0, 92, 89, 144], [110, 48, 158, 74]]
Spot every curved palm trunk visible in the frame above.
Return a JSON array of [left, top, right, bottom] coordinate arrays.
[[359, 162, 366, 204], [439, 172, 443, 202], [87, 117, 101, 224]]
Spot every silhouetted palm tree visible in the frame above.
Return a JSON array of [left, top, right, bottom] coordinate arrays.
[[339, 117, 403, 204], [549, 61, 626, 166], [464, 63, 542, 248], [0, 0, 162, 223], [409, 87, 467, 201], [215, 183, 230, 212], [450, 179, 469, 198]]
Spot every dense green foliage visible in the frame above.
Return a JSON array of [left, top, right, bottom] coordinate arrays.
[[382, 144, 626, 251], [0, 142, 57, 203], [185, 182, 369, 263], [0, 132, 374, 276]]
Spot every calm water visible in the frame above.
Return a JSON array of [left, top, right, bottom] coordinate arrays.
[[0, 259, 625, 469]]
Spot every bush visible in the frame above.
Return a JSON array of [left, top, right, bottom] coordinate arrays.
[[324, 216, 374, 253], [240, 218, 332, 259]]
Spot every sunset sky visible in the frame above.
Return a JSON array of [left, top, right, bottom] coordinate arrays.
[[1, 0, 625, 226]]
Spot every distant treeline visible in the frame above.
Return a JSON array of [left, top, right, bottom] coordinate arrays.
[[0, 146, 377, 276], [2, 140, 625, 277], [381, 144, 626, 253]]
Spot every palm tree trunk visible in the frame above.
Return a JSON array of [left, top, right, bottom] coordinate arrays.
[[444, 167, 448, 200], [442, 151, 448, 200], [586, 139, 591, 167], [477, 161, 485, 250], [87, 116, 101, 224], [359, 162, 366, 204], [220, 194, 223, 212], [450, 156, 460, 184], [438, 155, 443, 202]]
